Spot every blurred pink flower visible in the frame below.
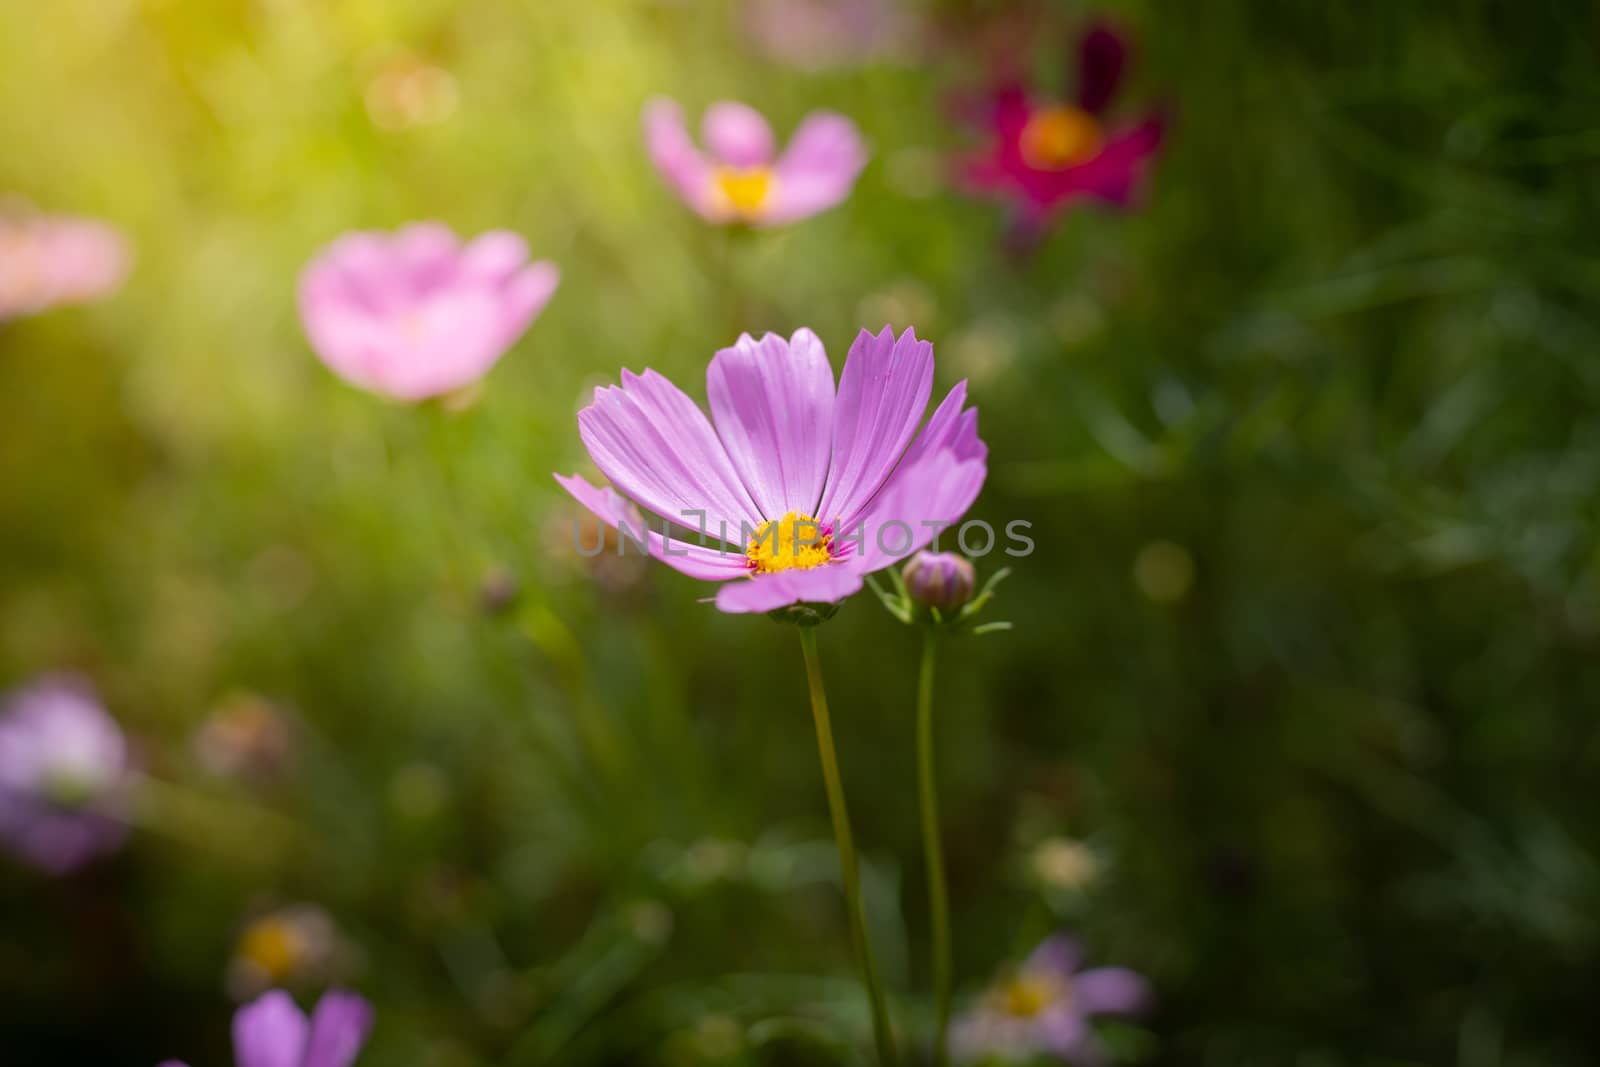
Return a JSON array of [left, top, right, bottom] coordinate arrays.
[[555, 326, 987, 615], [952, 934, 1151, 1064], [742, 0, 920, 71], [0, 676, 133, 875], [161, 988, 373, 1067], [643, 99, 868, 227], [0, 209, 129, 320], [956, 23, 1164, 231], [298, 223, 559, 401]]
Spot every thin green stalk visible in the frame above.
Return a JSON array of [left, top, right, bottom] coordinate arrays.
[[916, 629, 951, 1067], [798, 627, 899, 1066]]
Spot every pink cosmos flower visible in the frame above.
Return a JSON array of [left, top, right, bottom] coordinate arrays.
[[951, 934, 1151, 1064], [0, 209, 129, 320], [555, 326, 987, 615], [0, 676, 134, 875], [298, 223, 559, 401], [643, 99, 868, 227], [957, 23, 1164, 229], [160, 988, 373, 1067]]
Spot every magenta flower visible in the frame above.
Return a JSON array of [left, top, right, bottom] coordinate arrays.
[[555, 326, 987, 615], [160, 988, 373, 1067], [0, 676, 134, 875], [951, 934, 1151, 1064], [957, 23, 1163, 228], [298, 223, 559, 401], [0, 209, 128, 320], [643, 99, 868, 226]]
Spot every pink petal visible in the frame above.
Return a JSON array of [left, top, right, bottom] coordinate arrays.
[[707, 328, 836, 521], [1062, 114, 1165, 206], [896, 380, 987, 470], [848, 448, 987, 573], [1073, 966, 1152, 1016], [373, 286, 511, 400], [1036, 1007, 1095, 1059], [302, 989, 374, 1067], [498, 260, 560, 344], [643, 98, 716, 218], [1025, 933, 1085, 977], [393, 221, 461, 290], [460, 230, 531, 283], [764, 111, 868, 224], [578, 369, 764, 538], [701, 100, 777, 167], [816, 326, 934, 526], [554, 473, 750, 582], [713, 565, 864, 614], [232, 991, 309, 1067]]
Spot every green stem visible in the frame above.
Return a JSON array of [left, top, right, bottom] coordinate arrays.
[[916, 629, 951, 1067], [798, 627, 898, 1066]]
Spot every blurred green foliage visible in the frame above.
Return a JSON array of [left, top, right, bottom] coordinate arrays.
[[4, 0, 1600, 1065]]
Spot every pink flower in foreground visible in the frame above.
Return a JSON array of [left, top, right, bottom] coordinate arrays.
[[298, 223, 559, 401], [0, 209, 128, 320], [555, 326, 987, 615], [644, 99, 868, 226], [160, 988, 373, 1067], [0, 676, 134, 874], [957, 23, 1163, 229]]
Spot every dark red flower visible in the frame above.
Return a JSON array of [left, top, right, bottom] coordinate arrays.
[[956, 23, 1164, 229]]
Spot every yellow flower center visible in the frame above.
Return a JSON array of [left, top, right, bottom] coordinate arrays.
[[713, 166, 775, 219], [238, 918, 307, 980], [1018, 106, 1103, 171], [746, 511, 832, 574], [997, 973, 1069, 1019]]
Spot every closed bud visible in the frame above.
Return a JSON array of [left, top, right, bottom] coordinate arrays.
[[902, 551, 976, 612]]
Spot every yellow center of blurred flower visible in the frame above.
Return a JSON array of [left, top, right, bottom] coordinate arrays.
[[1018, 106, 1103, 171], [998, 973, 1069, 1018], [238, 918, 307, 980], [713, 166, 775, 219], [746, 511, 831, 574]]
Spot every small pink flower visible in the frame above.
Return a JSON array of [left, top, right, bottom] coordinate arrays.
[[643, 98, 868, 227], [298, 223, 559, 401], [952, 934, 1151, 1064], [0, 209, 129, 320], [956, 23, 1164, 229], [0, 676, 134, 875]]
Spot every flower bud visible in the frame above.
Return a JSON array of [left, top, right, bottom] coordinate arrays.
[[902, 551, 976, 612]]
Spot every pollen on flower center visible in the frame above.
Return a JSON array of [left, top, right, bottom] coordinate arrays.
[[746, 510, 832, 574], [713, 166, 775, 218], [1018, 106, 1103, 171], [997, 973, 1069, 1018]]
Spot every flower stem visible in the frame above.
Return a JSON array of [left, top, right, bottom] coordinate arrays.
[[916, 629, 951, 1067], [798, 627, 898, 1066]]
